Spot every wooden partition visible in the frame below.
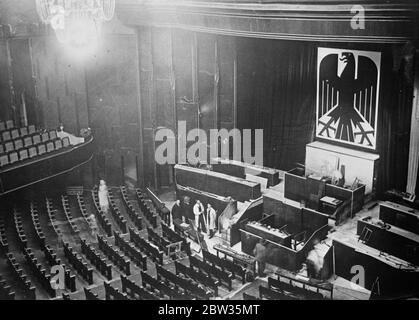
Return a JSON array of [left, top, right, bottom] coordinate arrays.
[[174, 164, 261, 201], [211, 157, 280, 187], [379, 201, 419, 235]]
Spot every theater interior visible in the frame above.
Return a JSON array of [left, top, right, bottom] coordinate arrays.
[[0, 0, 419, 301]]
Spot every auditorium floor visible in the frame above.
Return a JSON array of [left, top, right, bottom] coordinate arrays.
[[156, 186, 375, 300]]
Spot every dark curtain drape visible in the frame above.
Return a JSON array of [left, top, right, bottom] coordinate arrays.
[[237, 38, 317, 170], [236, 38, 413, 194]]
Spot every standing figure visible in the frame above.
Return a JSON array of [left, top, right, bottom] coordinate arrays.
[[206, 204, 217, 239], [98, 179, 109, 213], [89, 213, 98, 239], [193, 200, 205, 232], [253, 239, 267, 277], [171, 199, 182, 225]]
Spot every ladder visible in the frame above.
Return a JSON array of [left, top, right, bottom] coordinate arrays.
[[359, 227, 373, 243]]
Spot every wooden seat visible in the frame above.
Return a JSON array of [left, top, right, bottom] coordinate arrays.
[[19, 149, 29, 161], [14, 139, 23, 150], [37, 144, 46, 155], [28, 146, 37, 158], [28, 125, 36, 135], [8, 152, 18, 164], [5, 120, 14, 129], [24, 136, 33, 147], [20, 127, 28, 137], [62, 137, 70, 147], [41, 132, 49, 143], [4, 141, 14, 153], [46, 142, 55, 153], [2, 131, 11, 142], [54, 139, 63, 150], [0, 154, 9, 167], [11, 129, 19, 140], [32, 134, 41, 145]]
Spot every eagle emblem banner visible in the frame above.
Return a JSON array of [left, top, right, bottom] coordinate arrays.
[[316, 48, 381, 150]]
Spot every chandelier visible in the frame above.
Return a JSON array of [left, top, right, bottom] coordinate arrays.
[[36, 0, 115, 50]]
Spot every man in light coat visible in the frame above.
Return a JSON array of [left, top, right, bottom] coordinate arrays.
[[193, 200, 205, 232], [206, 204, 217, 238]]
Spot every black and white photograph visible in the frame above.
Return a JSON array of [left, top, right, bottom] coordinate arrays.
[[0, 0, 418, 307]]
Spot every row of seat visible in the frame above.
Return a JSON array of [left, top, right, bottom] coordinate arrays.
[[120, 274, 159, 300], [97, 234, 131, 275], [202, 249, 246, 284], [13, 210, 28, 249], [6, 252, 36, 299], [91, 189, 113, 237], [1, 128, 55, 148], [141, 270, 187, 300], [147, 226, 176, 257], [120, 186, 143, 231], [267, 276, 325, 300], [80, 238, 113, 281], [61, 195, 79, 234], [129, 227, 163, 265], [0, 120, 15, 132], [0, 217, 8, 253], [76, 194, 95, 231], [161, 222, 191, 256], [113, 231, 147, 271], [29, 201, 77, 293], [84, 287, 100, 300], [46, 198, 64, 240], [30, 202, 46, 247], [0, 136, 70, 168], [63, 242, 94, 285], [174, 261, 219, 296], [155, 263, 212, 300], [0, 124, 36, 143], [104, 281, 130, 300], [189, 255, 233, 291], [0, 275, 15, 300], [23, 247, 57, 297], [259, 285, 297, 300], [135, 189, 158, 228], [108, 190, 127, 233]]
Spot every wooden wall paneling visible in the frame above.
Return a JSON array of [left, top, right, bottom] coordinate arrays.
[[218, 36, 235, 131], [138, 26, 157, 188], [9, 38, 36, 126], [152, 27, 176, 187], [197, 33, 216, 134], [0, 39, 13, 121]]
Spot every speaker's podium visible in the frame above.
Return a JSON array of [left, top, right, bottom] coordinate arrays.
[[305, 141, 380, 195]]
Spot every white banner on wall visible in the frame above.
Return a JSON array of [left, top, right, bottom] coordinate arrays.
[[316, 48, 381, 150]]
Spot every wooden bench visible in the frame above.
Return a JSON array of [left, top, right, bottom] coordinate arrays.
[[108, 190, 128, 233], [121, 274, 159, 300], [63, 242, 93, 285], [202, 249, 246, 284], [84, 287, 100, 300], [129, 227, 163, 265], [120, 186, 144, 231], [81, 239, 113, 280], [6, 253, 36, 299], [189, 255, 233, 291], [114, 231, 147, 271], [174, 261, 218, 296], [97, 235, 131, 275], [155, 263, 211, 299], [104, 281, 130, 300], [141, 271, 185, 299]]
